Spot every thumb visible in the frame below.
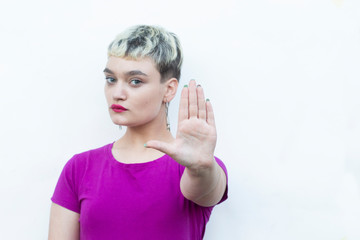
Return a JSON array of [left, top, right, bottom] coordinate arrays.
[[144, 140, 175, 156]]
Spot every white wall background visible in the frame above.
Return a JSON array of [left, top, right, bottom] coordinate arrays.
[[0, 0, 359, 239]]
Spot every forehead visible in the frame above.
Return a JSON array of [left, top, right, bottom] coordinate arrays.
[[105, 56, 159, 76]]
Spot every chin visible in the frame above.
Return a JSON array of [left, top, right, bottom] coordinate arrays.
[[109, 116, 126, 126]]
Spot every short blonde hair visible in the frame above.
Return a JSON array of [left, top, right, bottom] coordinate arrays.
[[108, 25, 183, 82]]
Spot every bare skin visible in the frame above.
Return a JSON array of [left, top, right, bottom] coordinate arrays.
[[48, 57, 227, 239], [48, 203, 79, 240], [146, 79, 227, 207]]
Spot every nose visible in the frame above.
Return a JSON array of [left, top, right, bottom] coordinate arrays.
[[112, 82, 127, 101]]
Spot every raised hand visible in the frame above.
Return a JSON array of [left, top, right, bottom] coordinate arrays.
[[146, 79, 226, 206], [146, 79, 217, 170]]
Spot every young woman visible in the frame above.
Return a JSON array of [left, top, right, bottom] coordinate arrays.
[[49, 25, 228, 240]]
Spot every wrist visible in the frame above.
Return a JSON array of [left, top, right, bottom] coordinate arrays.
[[185, 156, 217, 177]]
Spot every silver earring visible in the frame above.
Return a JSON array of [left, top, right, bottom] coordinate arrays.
[[165, 102, 170, 131], [119, 125, 122, 130]]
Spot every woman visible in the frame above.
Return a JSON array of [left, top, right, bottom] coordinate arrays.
[[49, 25, 228, 240]]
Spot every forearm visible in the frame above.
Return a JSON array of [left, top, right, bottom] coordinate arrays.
[[180, 158, 227, 207]]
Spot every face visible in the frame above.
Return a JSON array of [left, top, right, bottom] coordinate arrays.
[[104, 56, 168, 128]]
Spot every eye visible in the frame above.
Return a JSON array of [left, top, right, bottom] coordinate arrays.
[[130, 79, 143, 86], [105, 76, 116, 84]]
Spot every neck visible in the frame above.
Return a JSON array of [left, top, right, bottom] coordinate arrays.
[[122, 126, 173, 146]]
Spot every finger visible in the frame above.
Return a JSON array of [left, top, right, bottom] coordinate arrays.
[[144, 140, 175, 156], [196, 84, 206, 120], [178, 85, 189, 122], [206, 99, 216, 127], [188, 79, 198, 118]]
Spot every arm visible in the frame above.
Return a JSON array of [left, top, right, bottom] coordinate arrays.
[[180, 158, 227, 207], [48, 203, 80, 240], [146, 80, 227, 207]]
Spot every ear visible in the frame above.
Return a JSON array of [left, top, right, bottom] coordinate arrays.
[[163, 78, 179, 102]]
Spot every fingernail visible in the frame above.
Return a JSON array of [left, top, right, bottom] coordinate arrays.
[[144, 143, 147, 147], [206, 98, 210, 102], [184, 84, 188, 88]]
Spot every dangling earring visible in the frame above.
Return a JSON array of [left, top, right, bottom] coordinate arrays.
[[165, 101, 170, 131]]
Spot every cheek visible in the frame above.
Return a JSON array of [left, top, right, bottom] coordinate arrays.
[[139, 97, 161, 111], [142, 87, 163, 103], [136, 91, 163, 113], [104, 88, 111, 104]]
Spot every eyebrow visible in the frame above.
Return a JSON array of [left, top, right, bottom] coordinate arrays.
[[103, 68, 148, 77]]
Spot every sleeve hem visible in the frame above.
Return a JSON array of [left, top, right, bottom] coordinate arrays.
[[214, 156, 228, 205], [51, 197, 80, 214]]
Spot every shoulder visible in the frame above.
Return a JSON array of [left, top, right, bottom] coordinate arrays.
[[214, 156, 227, 176], [71, 142, 112, 161], [64, 142, 113, 171], [75, 142, 112, 158], [214, 155, 228, 205]]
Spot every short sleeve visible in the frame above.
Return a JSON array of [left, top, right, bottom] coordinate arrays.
[[201, 156, 228, 222], [214, 156, 228, 205], [51, 155, 81, 213]]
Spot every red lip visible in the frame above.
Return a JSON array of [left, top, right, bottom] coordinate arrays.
[[111, 104, 128, 113]]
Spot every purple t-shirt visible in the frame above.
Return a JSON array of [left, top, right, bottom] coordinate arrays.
[[51, 142, 228, 240]]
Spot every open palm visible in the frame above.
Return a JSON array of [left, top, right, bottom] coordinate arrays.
[[147, 80, 217, 169]]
